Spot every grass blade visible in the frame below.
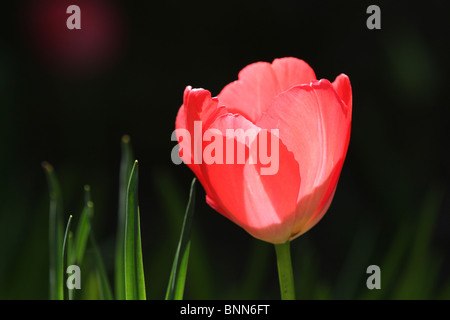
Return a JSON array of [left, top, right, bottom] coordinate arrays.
[[42, 162, 64, 300], [67, 231, 74, 300], [73, 185, 92, 265], [68, 186, 93, 300], [124, 161, 146, 300], [166, 178, 196, 300], [61, 215, 73, 300], [135, 207, 146, 300], [115, 135, 133, 300], [87, 200, 114, 300], [152, 169, 213, 299]]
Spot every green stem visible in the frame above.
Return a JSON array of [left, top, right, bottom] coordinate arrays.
[[274, 241, 296, 300]]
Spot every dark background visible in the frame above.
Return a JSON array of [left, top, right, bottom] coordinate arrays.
[[0, 0, 449, 299]]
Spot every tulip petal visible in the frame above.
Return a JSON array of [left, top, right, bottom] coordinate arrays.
[[202, 114, 301, 244], [332, 73, 352, 111], [179, 86, 227, 138], [175, 87, 215, 182], [218, 62, 279, 123], [175, 86, 227, 210], [292, 181, 338, 240], [257, 79, 351, 235], [271, 57, 317, 92], [290, 159, 343, 239], [217, 58, 317, 124], [200, 113, 260, 222]]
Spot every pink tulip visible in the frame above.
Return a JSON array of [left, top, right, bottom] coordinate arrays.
[[175, 57, 352, 244]]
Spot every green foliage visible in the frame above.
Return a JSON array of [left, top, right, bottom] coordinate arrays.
[[166, 178, 196, 300], [42, 162, 64, 300], [124, 161, 146, 300], [115, 135, 134, 300], [1, 137, 448, 300]]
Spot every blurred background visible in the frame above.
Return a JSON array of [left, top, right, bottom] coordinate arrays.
[[0, 0, 449, 299]]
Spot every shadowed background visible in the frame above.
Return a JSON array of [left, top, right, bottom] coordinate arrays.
[[0, 0, 449, 299]]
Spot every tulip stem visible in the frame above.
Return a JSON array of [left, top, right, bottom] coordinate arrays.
[[274, 241, 296, 300]]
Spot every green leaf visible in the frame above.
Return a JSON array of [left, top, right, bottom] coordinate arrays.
[[152, 169, 213, 299], [135, 206, 146, 300], [75, 185, 113, 300], [73, 186, 92, 265], [87, 200, 114, 300], [166, 178, 196, 300], [42, 162, 64, 300], [68, 185, 93, 300], [61, 215, 73, 300], [124, 161, 146, 300], [67, 231, 74, 300], [115, 135, 133, 300]]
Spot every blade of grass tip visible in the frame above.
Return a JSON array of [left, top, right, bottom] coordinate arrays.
[[62, 215, 73, 300], [67, 231, 74, 265], [67, 231, 74, 300], [84, 184, 91, 203], [42, 162, 64, 300], [125, 161, 146, 300], [73, 186, 92, 266], [115, 135, 133, 300], [87, 200, 114, 300], [166, 178, 196, 300]]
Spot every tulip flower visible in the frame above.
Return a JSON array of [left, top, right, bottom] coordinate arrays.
[[174, 57, 352, 299]]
